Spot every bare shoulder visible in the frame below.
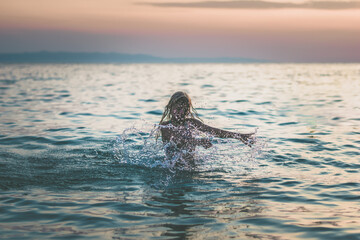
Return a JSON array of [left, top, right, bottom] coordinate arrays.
[[160, 121, 171, 126], [186, 118, 203, 127]]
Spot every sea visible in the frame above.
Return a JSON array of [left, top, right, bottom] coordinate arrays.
[[0, 63, 359, 239]]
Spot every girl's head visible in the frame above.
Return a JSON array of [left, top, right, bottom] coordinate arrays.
[[160, 91, 201, 125]]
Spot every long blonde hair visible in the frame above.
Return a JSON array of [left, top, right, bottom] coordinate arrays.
[[159, 91, 202, 125]]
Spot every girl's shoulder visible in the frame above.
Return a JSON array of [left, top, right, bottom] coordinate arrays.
[[184, 118, 204, 129], [186, 118, 202, 125], [160, 120, 171, 126]]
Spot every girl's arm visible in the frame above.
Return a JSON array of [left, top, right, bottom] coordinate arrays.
[[193, 138, 212, 149], [189, 119, 255, 146]]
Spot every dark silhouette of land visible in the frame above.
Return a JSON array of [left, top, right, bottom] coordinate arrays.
[[0, 51, 268, 63]]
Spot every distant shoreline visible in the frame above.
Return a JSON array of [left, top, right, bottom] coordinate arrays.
[[0, 51, 268, 64], [0, 52, 358, 64]]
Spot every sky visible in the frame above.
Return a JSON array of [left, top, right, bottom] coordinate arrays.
[[0, 0, 359, 62]]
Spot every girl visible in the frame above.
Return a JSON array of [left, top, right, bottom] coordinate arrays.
[[159, 91, 255, 163]]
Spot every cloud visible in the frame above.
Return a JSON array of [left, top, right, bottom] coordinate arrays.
[[140, 0, 360, 10]]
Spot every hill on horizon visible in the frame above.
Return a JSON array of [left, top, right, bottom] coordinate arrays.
[[0, 51, 268, 63]]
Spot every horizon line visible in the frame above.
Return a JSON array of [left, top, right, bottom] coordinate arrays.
[[0, 51, 359, 63]]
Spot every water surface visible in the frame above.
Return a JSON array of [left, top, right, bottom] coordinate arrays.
[[0, 64, 359, 239]]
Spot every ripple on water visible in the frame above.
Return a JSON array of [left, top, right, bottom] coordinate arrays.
[[1, 64, 360, 239]]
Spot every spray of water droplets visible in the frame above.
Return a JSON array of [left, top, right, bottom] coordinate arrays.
[[113, 122, 268, 173]]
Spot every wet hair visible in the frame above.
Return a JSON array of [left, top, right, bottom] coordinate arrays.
[[159, 91, 202, 125]]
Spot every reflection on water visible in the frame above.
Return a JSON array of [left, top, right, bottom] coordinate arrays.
[[0, 63, 360, 239]]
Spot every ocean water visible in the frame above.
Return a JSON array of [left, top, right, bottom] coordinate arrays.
[[0, 63, 359, 239]]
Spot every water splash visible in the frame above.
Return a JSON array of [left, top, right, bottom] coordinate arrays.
[[113, 125, 164, 167], [113, 123, 267, 173]]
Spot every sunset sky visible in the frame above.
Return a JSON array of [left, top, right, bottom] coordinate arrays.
[[0, 0, 359, 62]]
